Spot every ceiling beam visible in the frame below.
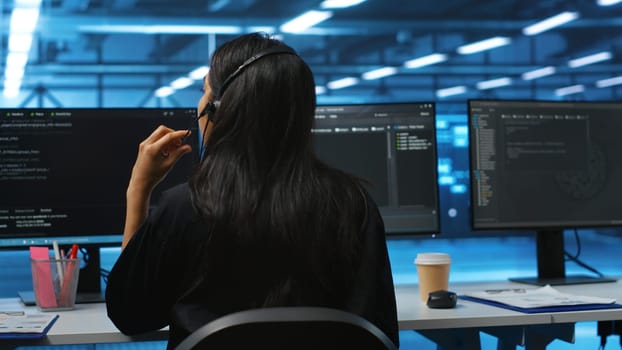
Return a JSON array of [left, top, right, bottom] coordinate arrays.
[[28, 13, 622, 39], [23, 63, 622, 75]]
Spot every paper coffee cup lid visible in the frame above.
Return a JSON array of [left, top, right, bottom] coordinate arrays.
[[414, 252, 451, 265]]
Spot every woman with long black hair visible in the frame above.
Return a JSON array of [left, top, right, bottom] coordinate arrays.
[[105, 32, 399, 349]]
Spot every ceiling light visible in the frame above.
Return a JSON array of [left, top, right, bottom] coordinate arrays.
[[436, 86, 467, 98], [6, 52, 29, 68], [8, 33, 33, 52], [522, 11, 579, 36], [4, 66, 25, 80], [170, 77, 193, 90], [10, 8, 40, 33], [477, 77, 512, 90], [326, 77, 359, 89], [5, 0, 41, 99], [596, 76, 622, 88], [3, 79, 22, 98], [522, 66, 556, 80], [404, 53, 447, 69], [3, 88, 21, 98], [14, 0, 42, 7], [362, 67, 398, 80], [457, 37, 511, 55], [189, 66, 210, 80], [280, 10, 333, 33], [568, 51, 612, 68], [154, 86, 174, 97], [320, 0, 366, 9], [78, 25, 243, 35], [3, 78, 22, 88], [555, 84, 584, 96], [597, 0, 622, 5], [207, 0, 230, 11]]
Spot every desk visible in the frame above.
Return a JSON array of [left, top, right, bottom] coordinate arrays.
[[0, 298, 167, 349], [396, 279, 622, 350], [1, 280, 621, 350]]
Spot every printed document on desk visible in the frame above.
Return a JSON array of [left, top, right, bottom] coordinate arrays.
[[0, 311, 58, 339], [461, 285, 621, 313]]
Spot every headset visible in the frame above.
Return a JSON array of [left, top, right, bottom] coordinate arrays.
[[199, 45, 299, 120], [194, 45, 299, 160]]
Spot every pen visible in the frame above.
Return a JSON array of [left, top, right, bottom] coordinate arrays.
[[484, 288, 526, 294], [52, 241, 64, 284], [0, 311, 25, 316]]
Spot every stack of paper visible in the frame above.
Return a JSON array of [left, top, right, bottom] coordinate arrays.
[[0, 311, 58, 339], [461, 285, 620, 313]]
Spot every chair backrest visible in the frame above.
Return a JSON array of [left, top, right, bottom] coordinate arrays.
[[174, 306, 398, 350]]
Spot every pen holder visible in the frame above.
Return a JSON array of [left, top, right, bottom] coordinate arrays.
[[30, 258, 81, 311]]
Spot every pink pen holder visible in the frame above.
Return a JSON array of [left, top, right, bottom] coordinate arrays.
[[30, 258, 80, 311]]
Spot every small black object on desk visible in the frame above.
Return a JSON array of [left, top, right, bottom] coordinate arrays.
[[427, 290, 457, 309]]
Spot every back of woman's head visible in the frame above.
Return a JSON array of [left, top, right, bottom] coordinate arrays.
[[206, 32, 316, 164], [190, 33, 368, 306], [193, 33, 320, 220]]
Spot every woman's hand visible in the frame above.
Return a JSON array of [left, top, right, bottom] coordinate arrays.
[[122, 125, 191, 250], [128, 125, 192, 195]]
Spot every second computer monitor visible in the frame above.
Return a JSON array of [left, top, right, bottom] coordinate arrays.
[[313, 103, 440, 236]]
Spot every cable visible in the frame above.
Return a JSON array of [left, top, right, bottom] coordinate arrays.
[[564, 229, 605, 277], [79, 246, 91, 264], [100, 268, 110, 286], [565, 229, 582, 261]]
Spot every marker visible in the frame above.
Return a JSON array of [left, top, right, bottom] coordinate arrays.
[[69, 244, 79, 259]]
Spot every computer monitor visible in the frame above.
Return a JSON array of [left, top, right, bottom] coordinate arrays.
[[0, 107, 199, 300], [313, 102, 440, 236], [468, 99, 621, 285]]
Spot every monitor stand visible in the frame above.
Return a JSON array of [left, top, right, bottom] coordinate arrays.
[[73, 246, 105, 303], [509, 229, 617, 286], [19, 246, 106, 306]]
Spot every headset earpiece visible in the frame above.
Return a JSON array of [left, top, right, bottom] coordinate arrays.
[[199, 100, 220, 120], [206, 101, 219, 116]]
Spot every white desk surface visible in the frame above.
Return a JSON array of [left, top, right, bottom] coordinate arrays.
[[396, 279, 622, 330], [1, 279, 621, 347], [0, 298, 166, 347]]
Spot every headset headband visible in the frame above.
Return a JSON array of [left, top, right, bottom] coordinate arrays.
[[214, 46, 298, 99], [198, 46, 298, 121]]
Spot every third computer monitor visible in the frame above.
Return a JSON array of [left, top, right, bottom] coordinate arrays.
[[468, 99, 622, 284], [313, 102, 440, 236]]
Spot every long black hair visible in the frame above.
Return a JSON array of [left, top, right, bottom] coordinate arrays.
[[189, 33, 369, 306]]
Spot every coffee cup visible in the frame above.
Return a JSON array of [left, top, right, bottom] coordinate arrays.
[[414, 252, 451, 302]]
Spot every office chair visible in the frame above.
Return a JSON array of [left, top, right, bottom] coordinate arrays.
[[175, 306, 398, 350]]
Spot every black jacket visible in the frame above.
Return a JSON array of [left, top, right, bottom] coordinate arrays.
[[105, 183, 399, 348]]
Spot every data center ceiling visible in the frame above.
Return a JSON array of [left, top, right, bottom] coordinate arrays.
[[2, 0, 622, 112]]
